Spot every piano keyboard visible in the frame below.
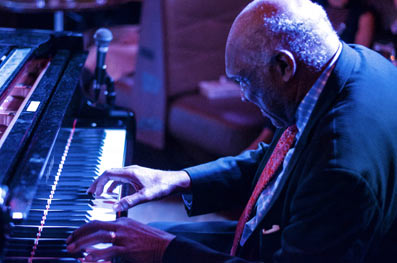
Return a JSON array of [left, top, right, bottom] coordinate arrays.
[[4, 123, 126, 263]]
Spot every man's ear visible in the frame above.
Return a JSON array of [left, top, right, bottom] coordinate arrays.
[[273, 50, 296, 82]]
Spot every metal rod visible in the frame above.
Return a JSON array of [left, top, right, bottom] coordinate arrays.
[[54, 11, 64, 32]]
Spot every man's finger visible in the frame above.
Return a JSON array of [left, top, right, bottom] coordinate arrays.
[[87, 170, 111, 195], [87, 176, 99, 194], [107, 181, 120, 193], [89, 168, 136, 196], [84, 246, 124, 262], [113, 192, 147, 212], [66, 230, 114, 253], [66, 220, 115, 244], [94, 172, 112, 196]]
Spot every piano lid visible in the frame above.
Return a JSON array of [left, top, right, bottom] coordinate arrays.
[[0, 28, 87, 207]]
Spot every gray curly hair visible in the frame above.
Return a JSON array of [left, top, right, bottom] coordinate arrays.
[[266, 4, 338, 71], [247, 0, 339, 72]]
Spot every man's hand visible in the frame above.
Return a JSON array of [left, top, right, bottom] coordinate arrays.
[[66, 217, 175, 263], [88, 165, 191, 212]]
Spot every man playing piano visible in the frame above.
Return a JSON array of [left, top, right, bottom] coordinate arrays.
[[66, 0, 397, 262]]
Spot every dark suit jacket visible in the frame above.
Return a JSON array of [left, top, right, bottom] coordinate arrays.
[[163, 43, 397, 262]]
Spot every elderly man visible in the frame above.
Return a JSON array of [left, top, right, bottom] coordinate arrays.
[[66, 0, 397, 262]]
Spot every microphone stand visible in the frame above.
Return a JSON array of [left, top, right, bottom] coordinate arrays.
[[88, 67, 116, 110], [104, 74, 116, 107]]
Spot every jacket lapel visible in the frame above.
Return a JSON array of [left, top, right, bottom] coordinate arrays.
[[253, 42, 358, 219]]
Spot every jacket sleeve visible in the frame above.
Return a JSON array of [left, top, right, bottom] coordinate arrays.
[[182, 142, 269, 216], [163, 170, 379, 263], [163, 236, 262, 263]]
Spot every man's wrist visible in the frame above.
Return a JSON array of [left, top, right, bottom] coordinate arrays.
[[173, 170, 192, 192], [162, 170, 192, 193]]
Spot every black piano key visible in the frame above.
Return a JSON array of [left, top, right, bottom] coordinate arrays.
[[7, 237, 66, 246], [25, 211, 89, 220], [6, 247, 74, 259], [10, 227, 39, 239], [22, 219, 88, 227], [5, 238, 77, 260], [28, 209, 92, 216], [42, 169, 100, 176], [36, 186, 91, 193], [5, 250, 31, 258], [32, 199, 93, 206], [33, 192, 93, 200], [36, 186, 89, 192], [30, 203, 91, 210], [39, 175, 97, 182], [11, 226, 77, 239], [28, 209, 88, 217], [5, 242, 33, 252], [5, 239, 83, 259], [32, 249, 72, 258], [40, 172, 99, 179], [43, 175, 98, 181], [24, 212, 91, 224], [24, 219, 88, 227], [38, 180, 97, 187], [52, 181, 95, 187]]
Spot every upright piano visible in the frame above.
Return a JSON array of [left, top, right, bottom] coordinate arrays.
[[0, 28, 135, 262]]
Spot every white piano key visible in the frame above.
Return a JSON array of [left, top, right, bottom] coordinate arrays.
[[96, 129, 126, 175]]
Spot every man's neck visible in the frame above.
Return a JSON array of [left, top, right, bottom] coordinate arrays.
[[296, 41, 341, 102]]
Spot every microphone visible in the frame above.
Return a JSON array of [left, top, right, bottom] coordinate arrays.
[[93, 28, 113, 102]]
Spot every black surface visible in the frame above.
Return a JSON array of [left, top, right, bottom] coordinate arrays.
[[0, 28, 83, 50], [0, 28, 51, 47], [0, 50, 71, 184]]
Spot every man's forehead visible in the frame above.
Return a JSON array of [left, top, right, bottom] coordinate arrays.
[[227, 15, 272, 55], [226, 40, 269, 76]]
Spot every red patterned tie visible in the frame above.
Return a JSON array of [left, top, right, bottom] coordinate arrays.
[[230, 125, 298, 256]]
